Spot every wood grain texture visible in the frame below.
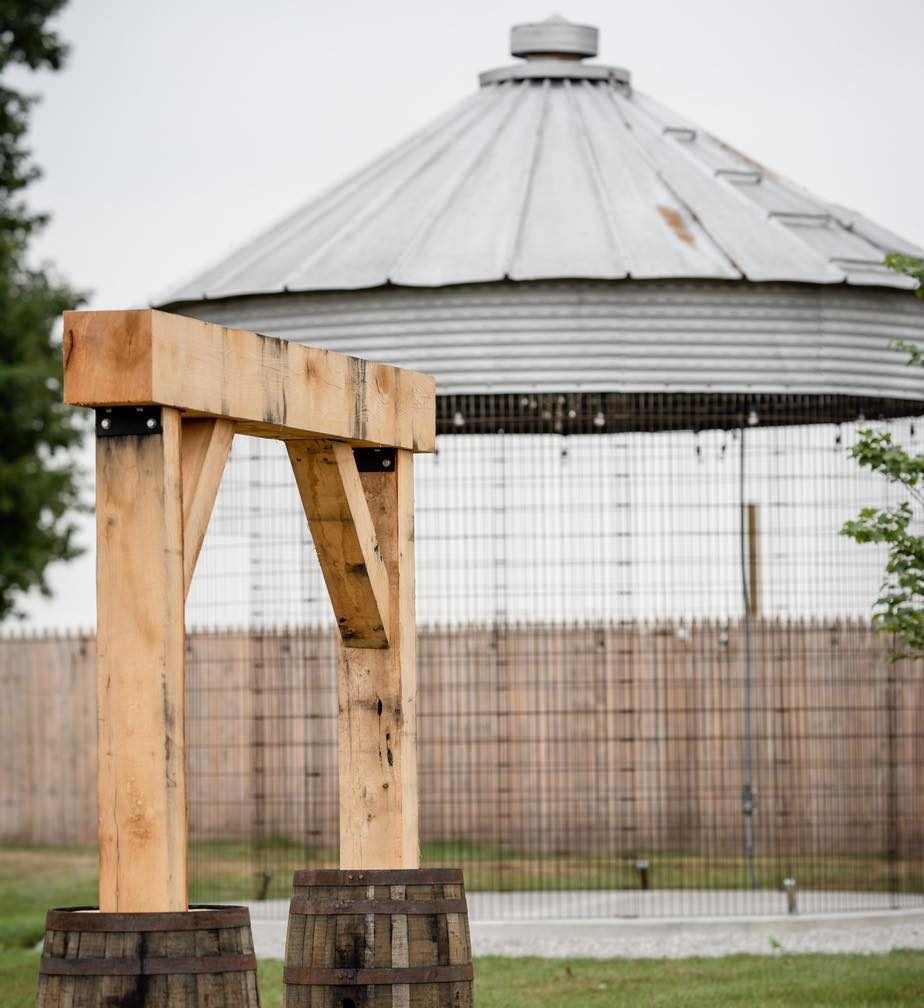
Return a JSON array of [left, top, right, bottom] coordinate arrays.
[[390, 884, 410, 1008], [747, 501, 760, 619], [181, 418, 234, 597], [288, 439, 390, 648], [95, 407, 187, 912], [62, 309, 153, 406], [36, 907, 259, 1007], [63, 309, 436, 452], [284, 871, 473, 1007], [339, 450, 420, 870]]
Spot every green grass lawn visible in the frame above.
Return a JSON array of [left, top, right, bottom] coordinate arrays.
[[3, 846, 924, 1006], [469, 955, 924, 1007], [7, 947, 924, 1008]]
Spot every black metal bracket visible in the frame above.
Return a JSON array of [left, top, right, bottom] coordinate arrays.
[[353, 447, 396, 473], [95, 406, 163, 438]]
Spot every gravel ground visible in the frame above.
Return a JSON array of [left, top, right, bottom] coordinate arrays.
[[247, 891, 924, 959], [469, 914, 924, 958]]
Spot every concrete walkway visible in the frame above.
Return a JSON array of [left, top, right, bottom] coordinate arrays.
[[246, 890, 924, 959]]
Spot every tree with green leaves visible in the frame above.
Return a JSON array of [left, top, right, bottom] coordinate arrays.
[[0, 0, 86, 619], [840, 254, 924, 661]]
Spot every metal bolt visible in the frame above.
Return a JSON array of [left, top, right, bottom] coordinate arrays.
[[146, 417, 157, 430], [100, 418, 111, 430]]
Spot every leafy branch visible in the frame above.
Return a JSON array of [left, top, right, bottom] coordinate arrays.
[[885, 253, 924, 299], [840, 334, 924, 660], [842, 498, 924, 659]]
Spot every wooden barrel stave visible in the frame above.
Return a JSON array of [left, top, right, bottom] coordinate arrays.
[[36, 905, 260, 1007], [284, 871, 473, 1008]]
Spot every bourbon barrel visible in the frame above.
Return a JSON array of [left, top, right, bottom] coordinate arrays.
[[284, 868, 473, 1007], [36, 905, 261, 1007]]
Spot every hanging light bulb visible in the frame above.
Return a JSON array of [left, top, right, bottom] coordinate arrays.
[[567, 408, 577, 419], [747, 409, 759, 427], [593, 411, 606, 428], [452, 411, 465, 428]]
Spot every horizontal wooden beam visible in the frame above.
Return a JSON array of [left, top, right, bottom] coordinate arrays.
[[63, 309, 436, 452], [288, 439, 390, 648]]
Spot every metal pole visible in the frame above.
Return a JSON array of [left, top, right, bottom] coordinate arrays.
[[740, 421, 758, 890]]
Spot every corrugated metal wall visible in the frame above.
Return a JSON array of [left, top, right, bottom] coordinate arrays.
[[178, 280, 924, 400]]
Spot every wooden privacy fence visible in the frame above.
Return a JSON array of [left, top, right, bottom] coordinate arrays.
[[2, 619, 922, 858]]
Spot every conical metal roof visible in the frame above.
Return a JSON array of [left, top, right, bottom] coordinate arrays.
[[163, 17, 922, 303]]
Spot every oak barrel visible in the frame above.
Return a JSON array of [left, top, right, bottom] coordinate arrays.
[[36, 905, 261, 1007], [284, 868, 473, 1007]]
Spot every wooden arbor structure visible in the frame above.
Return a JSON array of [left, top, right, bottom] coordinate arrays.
[[62, 308, 436, 913]]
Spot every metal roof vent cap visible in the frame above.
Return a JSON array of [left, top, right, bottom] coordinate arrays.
[[511, 15, 598, 61], [480, 15, 629, 87]]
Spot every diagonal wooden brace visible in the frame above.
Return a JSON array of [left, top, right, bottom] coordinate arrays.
[[181, 418, 234, 597], [288, 439, 390, 648]]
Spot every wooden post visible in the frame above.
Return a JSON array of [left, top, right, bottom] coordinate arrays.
[[747, 502, 760, 620], [95, 407, 187, 911], [338, 449, 419, 868]]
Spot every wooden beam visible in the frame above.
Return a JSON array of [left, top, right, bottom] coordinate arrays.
[[63, 309, 435, 452], [339, 449, 419, 868], [287, 439, 390, 648], [747, 501, 760, 620], [96, 407, 187, 911], [181, 418, 234, 597]]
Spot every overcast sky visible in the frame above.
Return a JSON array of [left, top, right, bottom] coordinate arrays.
[[6, 0, 924, 629]]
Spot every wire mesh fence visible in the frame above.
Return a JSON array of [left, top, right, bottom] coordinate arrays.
[[2, 392, 923, 918]]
